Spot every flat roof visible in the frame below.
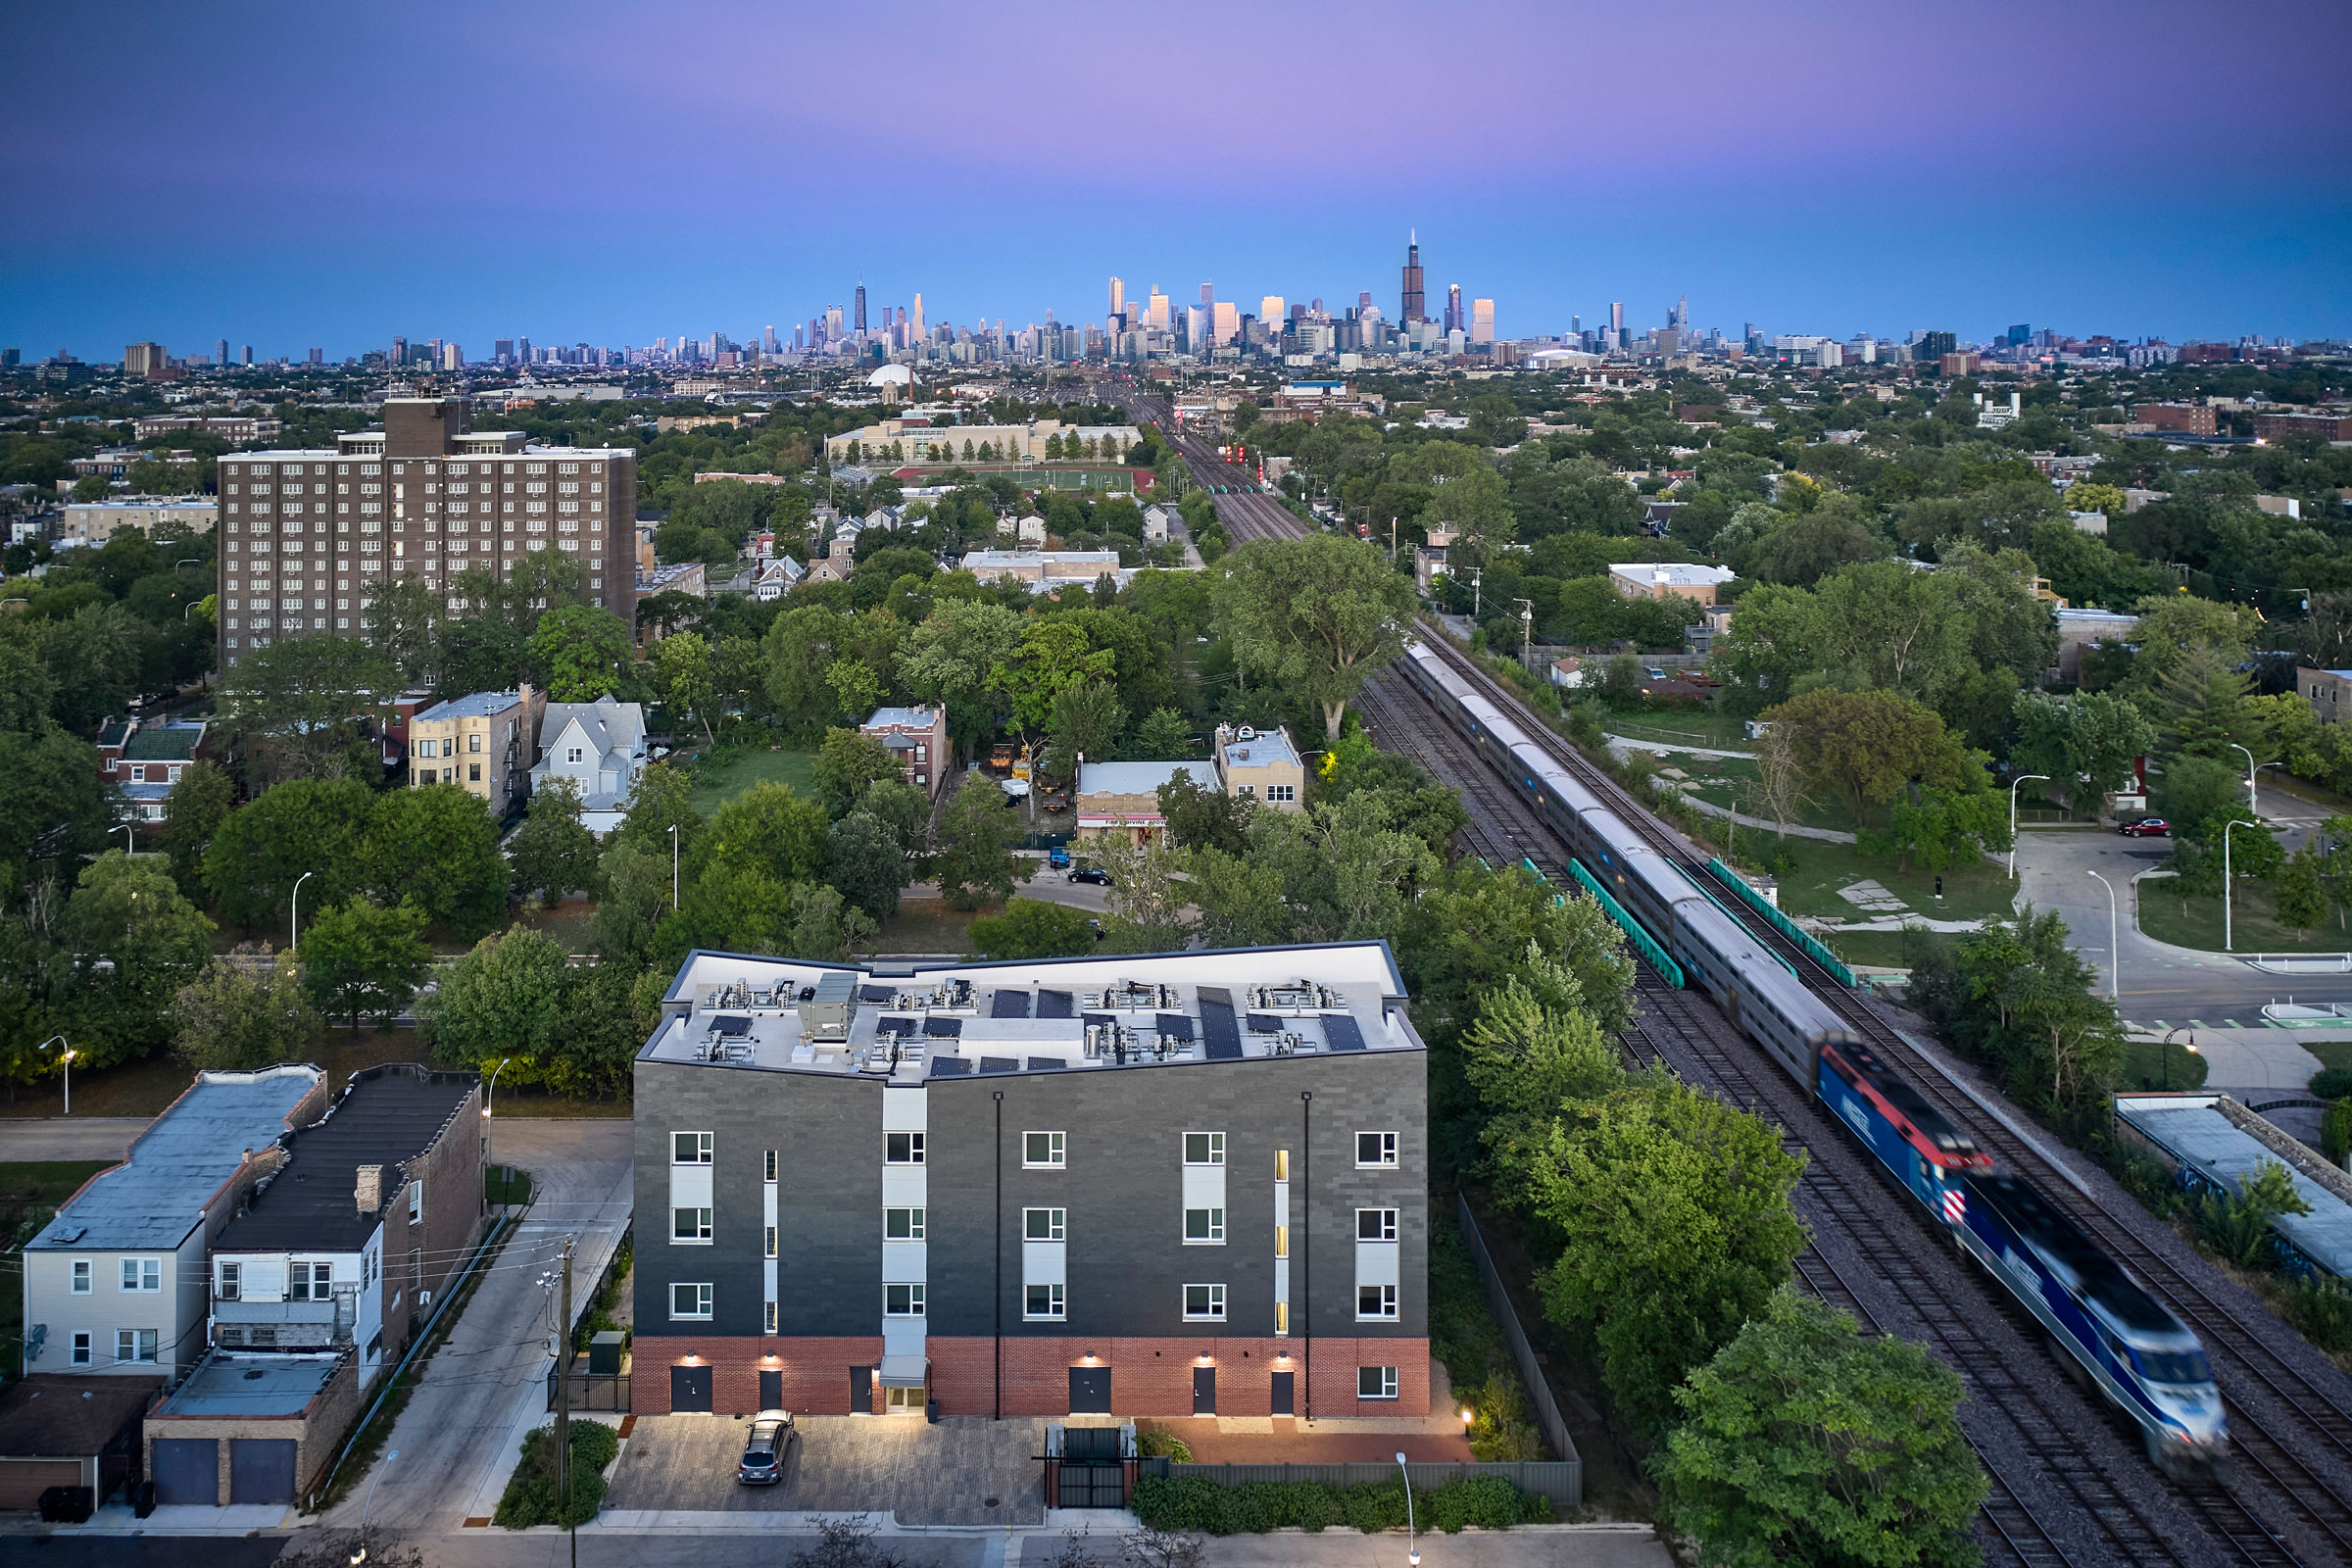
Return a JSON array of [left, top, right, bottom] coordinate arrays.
[[1220, 729, 1298, 769], [33, 1066, 320, 1252], [2116, 1094, 2352, 1279], [1078, 760, 1214, 797], [416, 689, 527, 721], [156, 1351, 341, 1419], [644, 943, 1418, 1081], [863, 706, 941, 730], [1607, 563, 1736, 586], [217, 1065, 475, 1254]]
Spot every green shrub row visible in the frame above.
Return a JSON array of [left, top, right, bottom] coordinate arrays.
[[1130, 1473, 1549, 1535], [493, 1419, 620, 1528]]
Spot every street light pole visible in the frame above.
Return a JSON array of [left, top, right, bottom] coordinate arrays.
[[2086, 870, 2119, 1002], [348, 1449, 398, 1565], [2008, 775, 2049, 880], [484, 1057, 514, 1200], [1396, 1452, 1420, 1568], [37, 1036, 71, 1116], [2229, 743, 2259, 818], [2224, 817, 2260, 953], [290, 869, 316, 952], [115, 823, 134, 857], [668, 824, 679, 909]]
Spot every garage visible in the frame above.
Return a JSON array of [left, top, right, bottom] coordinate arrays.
[[0, 1374, 161, 1513], [229, 1439, 297, 1505], [670, 1364, 713, 1413], [152, 1439, 220, 1506]]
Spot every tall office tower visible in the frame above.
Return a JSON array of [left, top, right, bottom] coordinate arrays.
[[1444, 284, 1463, 334], [764, 325, 778, 354], [855, 286, 866, 334], [426, 338, 444, 367], [1199, 282, 1214, 307], [214, 397, 637, 674], [1400, 232, 1425, 323], [1671, 295, 1688, 331], [1470, 300, 1494, 345], [242, 345, 255, 367], [123, 342, 168, 377], [911, 294, 925, 338], [824, 306, 844, 342], [1571, 315, 1580, 335], [516, 336, 531, 363], [441, 343, 463, 371], [1146, 287, 1169, 330], [1260, 296, 1285, 327], [1212, 302, 1238, 347], [393, 336, 408, 366], [310, 348, 324, 366], [216, 338, 229, 368], [1109, 277, 1125, 318], [1357, 291, 1373, 313]]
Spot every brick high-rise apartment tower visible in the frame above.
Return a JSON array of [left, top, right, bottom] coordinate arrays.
[[216, 399, 635, 670]]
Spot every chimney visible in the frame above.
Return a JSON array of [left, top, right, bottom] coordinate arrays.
[[356, 1164, 382, 1215]]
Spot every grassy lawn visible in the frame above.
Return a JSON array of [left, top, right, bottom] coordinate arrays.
[[1602, 706, 1752, 751], [1740, 837, 2022, 927], [501, 894, 600, 956], [874, 897, 982, 956], [2118, 1036, 2213, 1094], [2137, 880, 2352, 956], [0, 1160, 114, 1378], [688, 747, 818, 815], [1821, 927, 1951, 970]]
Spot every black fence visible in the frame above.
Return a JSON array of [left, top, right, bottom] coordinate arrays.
[[548, 1364, 631, 1413], [1455, 1192, 1584, 1500]]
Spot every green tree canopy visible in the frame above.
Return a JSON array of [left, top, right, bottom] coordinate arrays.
[[968, 898, 1098, 959], [1213, 533, 1416, 740], [362, 784, 510, 940], [934, 773, 1023, 910], [508, 777, 603, 907], [528, 603, 640, 702], [424, 924, 572, 1080], [1764, 688, 1973, 828], [170, 947, 319, 1070], [299, 898, 432, 1033]]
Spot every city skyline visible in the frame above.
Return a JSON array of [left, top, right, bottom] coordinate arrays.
[[5, 1, 2350, 357]]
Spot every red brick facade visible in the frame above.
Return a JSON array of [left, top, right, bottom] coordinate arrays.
[[634, 1334, 1430, 1419]]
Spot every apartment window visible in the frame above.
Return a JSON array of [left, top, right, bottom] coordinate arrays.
[[290, 1262, 333, 1300], [467, 763, 481, 783], [670, 1283, 712, 1320], [1024, 1207, 1065, 1242], [763, 1151, 778, 1183], [70, 1332, 90, 1367], [763, 1227, 778, 1258], [1182, 1284, 1227, 1321], [1275, 1225, 1289, 1258], [117, 1330, 158, 1365], [885, 1132, 925, 1164], [1183, 1208, 1225, 1244], [1025, 1284, 1065, 1320], [1356, 1132, 1398, 1167], [886, 1207, 926, 1241], [1023, 1131, 1065, 1167], [885, 1283, 925, 1317], [673, 1131, 713, 1164], [1275, 1150, 1290, 1182], [567, 747, 583, 763], [1183, 1132, 1226, 1166], [1358, 1284, 1399, 1320], [764, 1301, 778, 1334], [410, 1179, 423, 1223], [1274, 1301, 1289, 1336], [70, 1260, 90, 1295], [672, 1207, 712, 1243], [467, 732, 482, 753], [1358, 1365, 1399, 1400], [1267, 784, 1297, 803], [121, 1257, 161, 1293], [1357, 1208, 1398, 1243]]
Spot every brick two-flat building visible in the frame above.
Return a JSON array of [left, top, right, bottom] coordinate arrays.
[[633, 944, 1429, 1423], [216, 398, 635, 671]]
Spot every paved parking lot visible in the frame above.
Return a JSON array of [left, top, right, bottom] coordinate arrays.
[[605, 1413, 1049, 1525]]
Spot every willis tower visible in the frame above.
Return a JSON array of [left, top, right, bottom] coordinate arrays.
[[1400, 231, 1425, 323]]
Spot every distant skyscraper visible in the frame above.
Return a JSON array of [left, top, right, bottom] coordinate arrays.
[[1199, 281, 1214, 307], [1609, 302, 1624, 349], [855, 286, 866, 333], [764, 325, 778, 353], [1444, 283, 1463, 334], [392, 335, 407, 366], [215, 337, 229, 368], [911, 293, 925, 338], [241, 345, 254, 366], [1146, 287, 1169, 330], [1260, 296, 1285, 327], [1401, 232, 1425, 323], [1109, 277, 1125, 318], [1471, 299, 1494, 345]]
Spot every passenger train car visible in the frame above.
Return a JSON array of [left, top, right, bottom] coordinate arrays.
[[1397, 636, 2230, 1472]]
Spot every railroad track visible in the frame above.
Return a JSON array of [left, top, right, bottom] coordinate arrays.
[[1407, 627, 2352, 1564]]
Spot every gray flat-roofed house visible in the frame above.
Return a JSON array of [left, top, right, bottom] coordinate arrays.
[[22, 1066, 325, 1382]]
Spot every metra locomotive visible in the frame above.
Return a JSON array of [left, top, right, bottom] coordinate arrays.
[[1399, 636, 2230, 1471]]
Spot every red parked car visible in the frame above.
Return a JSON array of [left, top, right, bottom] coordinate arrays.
[[2119, 818, 2171, 837]]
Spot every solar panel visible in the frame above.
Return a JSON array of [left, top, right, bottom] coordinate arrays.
[[1199, 995, 1243, 1061], [929, 1056, 971, 1077], [859, 985, 894, 1003], [1246, 1012, 1281, 1034], [978, 1055, 1018, 1074], [1081, 1011, 1115, 1027], [878, 1015, 917, 1037], [1322, 1012, 1367, 1052], [1154, 1013, 1195, 1040], [924, 1016, 963, 1038], [991, 990, 1033, 1019], [710, 1014, 752, 1038], [1038, 990, 1075, 1019], [1026, 1056, 1066, 1071]]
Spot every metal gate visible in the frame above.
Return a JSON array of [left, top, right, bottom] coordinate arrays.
[[669, 1364, 712, 1413], [1067, 1366, 1110, 1413], [1056, 1462, 1128, 1508], [229, 1439, 296, 1505], [151, 1439, 218, 1506]]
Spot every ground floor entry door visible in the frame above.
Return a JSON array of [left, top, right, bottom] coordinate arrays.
[[760, 1369, 783, 1409], [1192, 1366, 1216, 1415], [1068, 1366, 1111, 1413], [670, 1364, 712, 1412], [1271, 1370, 1295, 1415]]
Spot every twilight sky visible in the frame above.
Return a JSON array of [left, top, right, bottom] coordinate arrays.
[[6, 0, 2348, 360]]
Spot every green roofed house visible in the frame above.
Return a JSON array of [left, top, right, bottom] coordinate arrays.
[[100, 717, 211, 823]]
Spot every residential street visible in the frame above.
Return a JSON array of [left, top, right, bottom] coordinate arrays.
[[321, 1117, 633, 1535], [0, 1116, 150, 1162]]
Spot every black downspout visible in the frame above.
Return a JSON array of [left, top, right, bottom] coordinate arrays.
[[994, 1090, 1004, 1421], [1299, 1090, 1311, 1422]]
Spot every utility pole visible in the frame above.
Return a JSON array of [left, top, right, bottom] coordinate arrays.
[[559, 1233, 575, 1568]]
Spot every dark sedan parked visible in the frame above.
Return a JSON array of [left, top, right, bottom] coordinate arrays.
[[2119, 817, 2171, 837]]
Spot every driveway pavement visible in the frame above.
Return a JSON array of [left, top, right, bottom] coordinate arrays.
[[323, 1118, 633, 1536], [606, 1413, 1048, 1526], [0, 1116, 150, 1162], [2014, 826, 2352, 1022]]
